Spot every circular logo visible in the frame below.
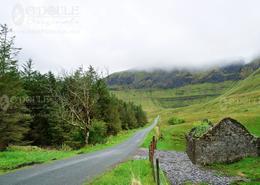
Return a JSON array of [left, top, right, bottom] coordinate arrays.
[[0, 95, 10, 111], [12, 3, 25, 26]]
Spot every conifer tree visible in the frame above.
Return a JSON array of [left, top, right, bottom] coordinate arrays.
[[0, 24, 30, 150]]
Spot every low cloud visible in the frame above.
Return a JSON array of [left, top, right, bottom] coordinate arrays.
[[1, 0, 260, 73]]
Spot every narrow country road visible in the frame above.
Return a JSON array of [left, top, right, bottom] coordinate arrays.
[[0, 116, 159, 185]]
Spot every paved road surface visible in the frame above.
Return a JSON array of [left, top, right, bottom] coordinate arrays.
[[0, 116, 159, 185]]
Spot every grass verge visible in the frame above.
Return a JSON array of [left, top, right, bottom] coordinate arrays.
[[87, 160, 155, 185], [86, 159, 169, 185], [209, 157, 260, 182], [142, 120, 204, 151], [0, 127, 144, 174], [78, 128, 141, 154], [0, 146, 75, 174]]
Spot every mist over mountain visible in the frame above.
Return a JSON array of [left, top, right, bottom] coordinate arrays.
[[108, 58, 260, 89]]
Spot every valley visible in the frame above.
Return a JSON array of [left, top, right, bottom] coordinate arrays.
[[111, 68, 260, 183], [1, 1, 260, 184]]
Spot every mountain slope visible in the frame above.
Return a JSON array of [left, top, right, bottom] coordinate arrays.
[[112, 81, 236, 113], [108, 59, 260, 89], [225, 68, 260, 95]]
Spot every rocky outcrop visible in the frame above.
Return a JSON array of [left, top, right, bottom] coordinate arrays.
[[186, 118, 259, 165]]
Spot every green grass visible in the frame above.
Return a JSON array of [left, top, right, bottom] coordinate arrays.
[[114, 72, 260, 183], [142, 120, 203, 151], [78, 128, 142, 154], [209, 157, 260, 181], [121, 72, 260, 152], [87, 160, 169, 185], [0, 127, 145, 174], [167, 116, 185, 125], [139, 99, 260, 152], [112, 81, 235, 114], [0, 146, 75, 174], [87, 160, 155, 185], [226, 68, 260, 95]]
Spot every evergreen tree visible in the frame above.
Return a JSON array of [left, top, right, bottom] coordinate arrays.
[[46, 72, 74, 146], [21, 58, 35, 81], [134, 105, 147, 127], [0, 24, 30, 150], [94, 79, 122, 135], [0, 24, 20, 74], [0, 25, 148, 149], [118, 101, 129, 130], [125, 103, 138, 129], [104, 95, 122, 135], [22, 60, 62, 146], [22, 71, 51, 145]]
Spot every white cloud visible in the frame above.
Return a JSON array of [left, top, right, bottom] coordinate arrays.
[[1, 0, 260, 73]]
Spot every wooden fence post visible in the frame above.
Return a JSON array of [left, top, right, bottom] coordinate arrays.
[[152, 136, 156, 149], [149, 143, 151, 162], [152, 157, 155, 181], [149, 136, 159, 183], [156, 158, 160, 185]]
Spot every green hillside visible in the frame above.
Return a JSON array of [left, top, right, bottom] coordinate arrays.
[[112, 67, 260, 182], [112, 69, 260, 147], [108, 59, 260, 89], [112, 81, 236, 115], [224, 68, 260, 95]]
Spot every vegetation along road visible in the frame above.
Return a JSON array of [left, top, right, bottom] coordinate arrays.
[[0, 116, 159, 185]]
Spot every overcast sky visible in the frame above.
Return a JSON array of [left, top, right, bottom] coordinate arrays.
[[1, 0, 260, 73]]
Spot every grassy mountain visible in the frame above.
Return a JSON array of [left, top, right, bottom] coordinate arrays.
[[112, 81, 236, 114], [112, 67, 260, 148], [223, 68, 260, 95], [111, 61, 260, 182], [108, 59, 260, 89]]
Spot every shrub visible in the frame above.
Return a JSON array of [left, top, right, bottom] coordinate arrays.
[[64, 129, 85, 149], [168, 117, 185, 125], [202, 118, 213, 126], [190, 122, 212, 138], [89, 120, 108, 144]]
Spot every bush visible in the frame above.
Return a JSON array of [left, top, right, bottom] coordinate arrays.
[[202, 118, 213, 126], [190, 122, 212, 138], [168, 117, 185, 125], [64, 129, 86, 149], [89, 120, 108, 144]]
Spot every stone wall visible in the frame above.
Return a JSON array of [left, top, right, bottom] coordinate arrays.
[[186, 118, 259, 165]]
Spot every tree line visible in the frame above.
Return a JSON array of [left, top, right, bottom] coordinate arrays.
[[0, 24, 147, 151]]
